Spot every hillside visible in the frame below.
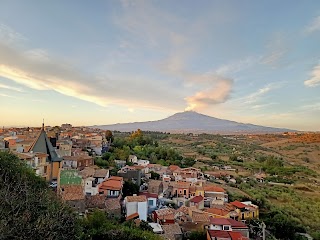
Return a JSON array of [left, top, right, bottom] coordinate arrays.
[[93, 111, 294, 134]]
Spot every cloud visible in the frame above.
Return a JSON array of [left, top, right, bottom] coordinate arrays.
[[185, 78, 233, 111], [304, 64, 320, 87], [305, 16, 320, 34], [0, 83, 24, 92], [0, 23, 26, 43], [0, 39, 186, 111]]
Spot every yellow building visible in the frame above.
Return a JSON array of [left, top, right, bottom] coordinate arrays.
[[230, 201, 259, 220]]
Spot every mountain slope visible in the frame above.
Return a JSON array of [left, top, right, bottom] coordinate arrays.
[[92, 111, 294, 133]]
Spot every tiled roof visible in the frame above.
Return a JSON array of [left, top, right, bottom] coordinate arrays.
[[93, 169, 108, 178], [190, 195, 204, 203], [227, 218, 248, 229], [230, 201, 247, 209], [60, 185, 84, 201], [204, 208, 229, 216], [191, 211, 210, 223], [203, 185, 225, 193], [108, 176, 123, 181], [105, 198, 121, 211], [85, 195, 106, 209], [63, 155, 92, 161], [99, 178, 122, 191], [168, 165, 180, 172], [138, 192, 158, 199], [177, 206, 189, 215], [155, 208, 176, 220], [126, 212, 139, 220], [208, 230, 248, 240], [148, 180, 162, 187], [172, 181, 190, 188], [209, 217, 231, 225], [161, 223, 182, 240], [126, 195, 147, 202]]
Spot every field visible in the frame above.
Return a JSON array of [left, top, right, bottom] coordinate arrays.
[[159, 132, 320, 238]]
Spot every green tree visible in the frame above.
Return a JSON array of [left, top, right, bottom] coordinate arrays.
[[0, 152, 80, 240], [150, 171, 160, 180], [122, 181, 139, 198]]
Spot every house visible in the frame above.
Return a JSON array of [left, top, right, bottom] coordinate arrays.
[[17, 152, 51, 181], [139, 192, 158, 213], [162, 174, 171, 182], [128, 155, 138, 164], [98, 176, 123, 198], [125, 195, 148, 221], [93, 169, 109, 184], [62, 155, 94, 170], [230, 201, 259, 220], [59, 169, 85, 212], [204, 185, 228, 207], [27, 123, 62, 181], [118, 165, 142, 185], [85, 194, 106, 209], [172, 181, 191, 197], [207, 230, 249, 240], [205, 203, 240, 220], [189, 195, 204, 210], [60, 185, 85, 213], [56, 140, 72, 157], [137, 159, 150, 166], [153, 208, 176, 225], [84, 177, 100, 196], [189, 208, 210, 224], [105, 198, 122, 219], [208, 217, 249, 238], [148, 180, 163, 195], [160, 223, 183, 240]]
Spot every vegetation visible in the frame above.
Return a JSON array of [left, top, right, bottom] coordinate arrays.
[[0, 152, 80, 240]]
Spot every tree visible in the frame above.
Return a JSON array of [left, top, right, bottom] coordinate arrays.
[[122, 181, 139, 198], [0, 152, 80, 239], [105, 130, 114, 142], [150, 171, 160, 180]]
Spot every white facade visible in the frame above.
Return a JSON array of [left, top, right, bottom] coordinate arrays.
[[125, 199, 148, 221], [85, 177, 99, 195], [137, 159, 150, 166]]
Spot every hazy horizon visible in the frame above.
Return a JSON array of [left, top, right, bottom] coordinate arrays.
[[1, 1, 320, 131]]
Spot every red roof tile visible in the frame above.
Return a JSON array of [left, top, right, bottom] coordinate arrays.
[[209, 217, 231, 225], [203, 185, 225, 193], [190, 195, 204, 203], [230, 201, 247, 209]]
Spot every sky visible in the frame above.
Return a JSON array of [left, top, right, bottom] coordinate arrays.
[[0, 0, 320, 131]]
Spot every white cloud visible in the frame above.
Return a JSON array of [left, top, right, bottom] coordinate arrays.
[[0, 40, 186, 111], [304, 64, 320, 87], [305, 16, 320, 34], [0, 83, 24, 92]]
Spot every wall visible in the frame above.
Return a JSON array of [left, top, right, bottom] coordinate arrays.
[[138, 201, 147, 221], [126, 201, 138, 218]]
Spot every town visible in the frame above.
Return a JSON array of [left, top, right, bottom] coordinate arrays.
[[0, 123, 264, 240]]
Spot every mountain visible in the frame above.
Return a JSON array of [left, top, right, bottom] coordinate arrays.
[[92, 111, 294, 134]]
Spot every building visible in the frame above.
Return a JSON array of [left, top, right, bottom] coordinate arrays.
[[208, 217, 249, 238], [207, 230, 249, 240], [27, 123, 62, 181], [62, 155, 94, 170], [98, 176, 123, 198], [118, 166, 142, 185], [160, 223, 183, 240], [148, 180, 163, 195], [189, 195, 204, 210], [230, 201, 259, 220], [125, 195, 148, 221], [204, 185, 228, 207], [153, 208, 176, 225]]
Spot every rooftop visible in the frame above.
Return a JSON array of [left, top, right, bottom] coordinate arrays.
[[60, 185, 84, 201], [126, 195, 147, 202]]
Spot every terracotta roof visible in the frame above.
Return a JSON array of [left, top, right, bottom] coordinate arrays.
[[161, 223, 182, 240], [203, 185, 225, 193], [99, 179, 122, 191], [191, 211, 210, 223], [227, 218, 248, 229], [126, 195, 147, 202], [177, 206, 189, 215], [105, 198, 121, 211], [208, 230, 248, 240], [94, 169, 109, 178], [138, 192, 158, 199], [230, 201, 247, 209], [60, 185, 84, 201], [155, 208, 176, 220], [148, 179, 162, 187], [190, 195, 204, 203], [168, 165, 180, 172], [204, 208, 229, 216], [172, 181, 190, 188], [126, 212, 139, 220], [85, 195, 106, 209], [108, 176, 123, 181], [209, 217, 231, 225]]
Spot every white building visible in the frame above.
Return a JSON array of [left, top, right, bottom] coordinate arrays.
[[137, 159, 150, 166], [84, 177, 99, 196], [124, 195, 148, 221]]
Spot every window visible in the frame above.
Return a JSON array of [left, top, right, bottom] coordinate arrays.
[[184, 189, 187, 195], [253, 212, 255, 218], [223, 226, 230, 231], [148, 199, 154, 206]]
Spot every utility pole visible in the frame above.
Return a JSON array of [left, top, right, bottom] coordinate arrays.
[[261, 221, 266, 240]]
